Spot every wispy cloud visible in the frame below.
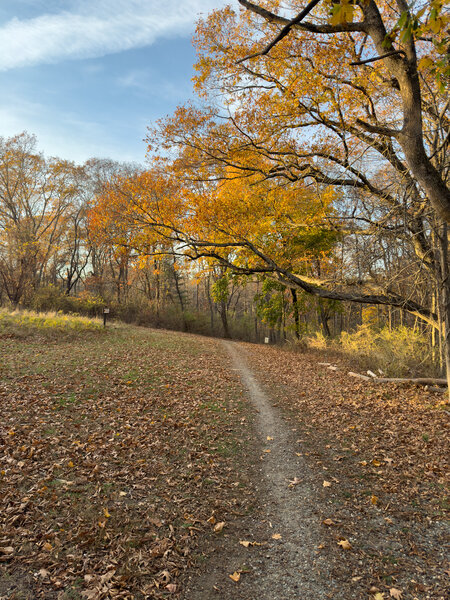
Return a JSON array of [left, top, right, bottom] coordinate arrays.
[[0, 0, 226, 71], [117, 68, 193, 100]]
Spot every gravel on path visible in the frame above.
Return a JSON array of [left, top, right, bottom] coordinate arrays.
[[184, 341, 334, 599]]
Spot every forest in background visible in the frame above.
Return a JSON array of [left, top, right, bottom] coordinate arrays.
[[1, 1, 449, 383]]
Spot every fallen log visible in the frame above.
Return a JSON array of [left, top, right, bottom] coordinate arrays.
[[374, 377, 447, 386], [349, 371, 371, 381], [348, 372, 447, 386]]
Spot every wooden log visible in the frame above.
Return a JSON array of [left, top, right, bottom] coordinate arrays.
[[348, 371, 371, 381], [374, 377, 447, 386], [348, 372, 447, 386]]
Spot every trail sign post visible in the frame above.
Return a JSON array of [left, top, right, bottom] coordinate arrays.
[[103, 307, 110, 327]]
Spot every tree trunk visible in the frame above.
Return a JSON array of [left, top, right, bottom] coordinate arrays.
[[437, 223, 450, 402], [319, 303, 331, 337], [205, 276, 215, 333], [290, 288, 300, 339], [219, 300, 231, 338]]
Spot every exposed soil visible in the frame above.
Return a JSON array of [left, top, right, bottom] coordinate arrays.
[[184, 341, 334, 599], [184, 341, 449, 600]]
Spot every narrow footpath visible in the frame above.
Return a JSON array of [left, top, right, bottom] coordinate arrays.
[[185, 341, 334, 599]]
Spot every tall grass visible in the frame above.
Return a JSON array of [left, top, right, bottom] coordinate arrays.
[[336, 325, 439, 377], [0, 308, 103, 337]]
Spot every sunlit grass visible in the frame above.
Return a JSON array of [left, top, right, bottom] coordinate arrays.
[[0, 307, 103, 336]]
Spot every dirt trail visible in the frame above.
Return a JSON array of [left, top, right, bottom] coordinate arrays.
[[224, 341, 334, 598], [185, 341, 333, 599]]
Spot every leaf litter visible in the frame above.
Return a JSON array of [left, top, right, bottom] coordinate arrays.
[[240, 342, 449, 600], [2, 325, 448, 600], [0, 325, 253, 599]]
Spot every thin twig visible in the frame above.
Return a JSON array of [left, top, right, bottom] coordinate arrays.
[[350, 49, 405, 66]]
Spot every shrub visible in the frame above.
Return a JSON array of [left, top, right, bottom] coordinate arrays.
[[31, 286, 105, 317], [307, 331, 328, 350], [338, 324, 438, 377]]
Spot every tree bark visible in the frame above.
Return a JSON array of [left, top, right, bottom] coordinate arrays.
[[437, 223, 450, 401], [290, 287, 300, 339], [219, 299, 232, 338]]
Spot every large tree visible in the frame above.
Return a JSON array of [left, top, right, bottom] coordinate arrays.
[[92, 0, 450, 388], [0, 133, 79, 304]]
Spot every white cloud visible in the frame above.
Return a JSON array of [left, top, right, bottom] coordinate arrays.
[[117, 68, 193, 100], [0, 0, 227, 71]]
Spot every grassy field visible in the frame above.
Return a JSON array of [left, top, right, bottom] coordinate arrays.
[[0, 313, 252, 599], [1, 311, 448, 600]]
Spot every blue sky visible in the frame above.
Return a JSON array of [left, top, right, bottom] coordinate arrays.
[[0, 0, 230, 165]]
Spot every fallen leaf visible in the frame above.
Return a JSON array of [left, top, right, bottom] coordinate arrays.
[[322, 518, 335, 526], [390, 589, 402, 599], [0, 547, 14, 555], [229, 572, 240, 582], [239, 540, 265, 548], [103, 508, 111, 518], [372, 459, 381, 467], [271, 533, 282, 540], [38, 569, 50, 578], [166, 584, 177, 593], [263, 449, 271, 453], [158, 570, 171, 584], [100, 570, 116, 584], [373, 594, 385, 600], [371, 495, 378, 505], [214, 521, 225, 533], [323, 480, 332, 487], [337, 539, 352, 550], [67, 461, 74, 468], [288, 477, 302, 487], [266, 436, 273, 441], [43, 542, 52, 551]]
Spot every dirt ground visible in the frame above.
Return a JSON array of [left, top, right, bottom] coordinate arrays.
[[1, 327, 448, 600], [184, 341, 449, 600]]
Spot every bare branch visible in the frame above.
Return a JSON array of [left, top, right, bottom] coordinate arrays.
[[237, 0, 365, 63], [350, 49, 406, 66]]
